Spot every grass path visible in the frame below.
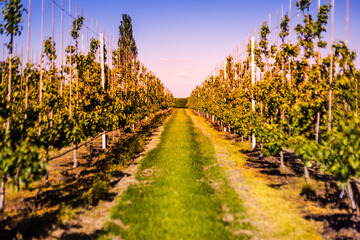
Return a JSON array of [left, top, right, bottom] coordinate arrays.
[[100, 109, 251, 239], [188, 110, 323, 240]]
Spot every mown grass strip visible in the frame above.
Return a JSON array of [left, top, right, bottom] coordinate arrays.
[[188, 110, 322, 240], [99, 109, 251, 240]]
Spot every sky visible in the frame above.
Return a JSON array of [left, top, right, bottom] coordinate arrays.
[[1, 0, 359, 98]]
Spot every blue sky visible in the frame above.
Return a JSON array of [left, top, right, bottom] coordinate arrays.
[[1, 0, 359, 97]]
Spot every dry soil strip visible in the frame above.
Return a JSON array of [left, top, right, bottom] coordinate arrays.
[[187, 109, 322, 240], [48, 114, 171, 239]]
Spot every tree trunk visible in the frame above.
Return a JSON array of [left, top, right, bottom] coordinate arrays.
[[280, 151, 285, 168], [252, 133, 256, 151], [25, 75, 29, 118], [315, 111, 320, 143], [347, 179, 357, 215], [102, 131, 106, 149], [7, 36, 13, 103], [0, 177, 6, 212], [45, 149, 49, 185], [73, 144, 78, 168], [304, 166, 310, 181], [89, 137, 93, 158]]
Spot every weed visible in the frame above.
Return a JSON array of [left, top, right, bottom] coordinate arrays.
[[82, 173, 110, 206], [300, 178, 317, 200], [58, 203, 76, 225]]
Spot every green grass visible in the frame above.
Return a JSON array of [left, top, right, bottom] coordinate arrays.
[[189, 110, 323, 240], [100, 109, 251, 240]]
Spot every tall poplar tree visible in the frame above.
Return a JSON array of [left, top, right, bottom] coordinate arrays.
[[118, 14, 137, 66]]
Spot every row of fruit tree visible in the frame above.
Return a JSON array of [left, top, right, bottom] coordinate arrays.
[[0, 0, 174, 212], [188, 0, 360, 215]]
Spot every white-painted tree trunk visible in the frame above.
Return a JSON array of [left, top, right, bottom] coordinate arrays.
[[280, 151, 285, 168], [102, 131, 106, 149], [0, 178, 5, 212], [252, 133, 256, 151], [304, 166, 310, 180]]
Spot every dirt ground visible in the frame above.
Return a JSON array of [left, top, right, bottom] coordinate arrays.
[[195, 112, 360, 240], [0, 110, 172, 240]]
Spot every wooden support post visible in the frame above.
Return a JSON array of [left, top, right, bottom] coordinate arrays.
[[25, 0, 31, 118], [251, 36, 256, 151], [100, 33, 106, 149], [60, 0, 63, 96], [328, 0, 334, 131], [39, 0, 44, 136], [52, 0, 55, 70], [86, 12, 88, 53]]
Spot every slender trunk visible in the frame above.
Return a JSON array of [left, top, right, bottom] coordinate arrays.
[[102, 131, 106, 149], [252, 133, 256, 151], [45, 148, 49, 185], [315, 111, 320, 143], [25, 75, 29, 118], [73, 144, 78, 168], [347, 179, 357, 215], [280, 151, 285, 168], [89, 137, 93, 158], [281, 107, 285, 126], [304, 166, 310, 181], [7, 37, 13, 103], [241, 135, 244, 142], [0, 177, 6, 212]]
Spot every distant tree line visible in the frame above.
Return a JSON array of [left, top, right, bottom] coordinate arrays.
[[174, 98, 188, 108]]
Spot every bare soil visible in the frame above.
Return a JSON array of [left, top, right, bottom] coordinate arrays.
[[0, 110, 172, 240]]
